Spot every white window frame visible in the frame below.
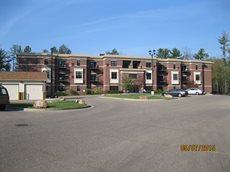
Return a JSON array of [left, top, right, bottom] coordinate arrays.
[[194, 72, 201, 84], [171, 71, 179, 84], [145, 70, 152, 84], [74, 68, 84, 84], [110, 69, 119, 83], [41, 67, 51, 83]]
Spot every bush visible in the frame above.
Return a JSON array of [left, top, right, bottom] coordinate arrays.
[[154, 89, 163, 94], [93, 87, 103, 94], [85, 88, 93, 95], [65, 89, 79, 96], [106, 90, 122, 94], [56, 91, 67, 97]]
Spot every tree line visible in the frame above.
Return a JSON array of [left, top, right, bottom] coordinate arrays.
[[0, 44, 72, 71]]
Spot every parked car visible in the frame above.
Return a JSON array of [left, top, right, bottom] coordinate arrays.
[[186, 88, 203, 95], [162, 89, 188, 97], [0, 85, 9, 110]]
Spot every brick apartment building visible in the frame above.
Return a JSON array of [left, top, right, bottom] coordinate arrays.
[[17, 53, 212, 96]]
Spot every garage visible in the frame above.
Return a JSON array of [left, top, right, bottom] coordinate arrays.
[[25, 84, 43, 100], [0, 72, 47, 100], [2, 84, 19, 100]]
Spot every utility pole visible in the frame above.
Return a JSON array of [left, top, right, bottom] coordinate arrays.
[[148, 50, 156, 92]]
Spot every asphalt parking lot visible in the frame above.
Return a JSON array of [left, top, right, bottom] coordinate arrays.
[[0, 95, 230, 172]]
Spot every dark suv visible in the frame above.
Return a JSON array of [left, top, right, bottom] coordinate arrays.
[[0, 86, 9, 110]]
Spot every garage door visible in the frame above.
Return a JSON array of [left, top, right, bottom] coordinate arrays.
[[2, 84, 19, 100], [25, 85, 43, 100]]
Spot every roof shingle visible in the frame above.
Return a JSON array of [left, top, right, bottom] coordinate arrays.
[[0, 72, 47, 81]]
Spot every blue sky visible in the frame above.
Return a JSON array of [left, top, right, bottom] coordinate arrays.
[[0, 0, 229, 57]]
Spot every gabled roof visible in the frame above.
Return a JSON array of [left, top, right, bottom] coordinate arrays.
[[0, 72, 47, 81]]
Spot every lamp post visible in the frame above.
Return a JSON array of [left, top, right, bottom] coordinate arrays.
[[148, 50, 156, 92], [50, 47, 54, 98]]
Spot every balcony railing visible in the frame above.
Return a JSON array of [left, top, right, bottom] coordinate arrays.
[[58, 63, 67, 68], [58, 77, 69, 82], [158, 78, 168, 85], [90, 79, 100, 83], [89, 65, 99, 69], [182, 76, 190, 83]]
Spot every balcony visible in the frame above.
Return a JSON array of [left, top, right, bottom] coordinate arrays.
[[90, 79, 100, 83], [89, 65, 99, 70], [182, 76, 190, 83], [58, 77, 69, 82], [158, 77, 168, 85], [157, 65, 168, 75], [181, 64, 191, 75]]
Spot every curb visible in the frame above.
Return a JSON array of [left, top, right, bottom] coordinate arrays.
[[100, 96, 175, 101], [7, 104, 93, 112]]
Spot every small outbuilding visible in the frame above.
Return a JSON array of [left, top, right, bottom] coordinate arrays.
[[0, 72, 47, 100]]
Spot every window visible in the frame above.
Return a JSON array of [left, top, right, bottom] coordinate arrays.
[[173, 64, 176, 69], [122, 61, 130, 68], [0, 88, 7, 95], [76, 60, 80, 66], [194, 72, 201, 84], [76, 71, 82, 79], [133, 61, 140, 69], [111, 72, 117, 79], [111, 61, 117, 66], [90, 74, 97, 81], [171, 71, 179, 84], [44, 59, 48, 65], [173, 73, 178, 81], [146, 62, 151, 68], [90, 62, 97, 68], [129, 74, 137, 79], [195, 74, 200, 81], [146, 73, 151, 80], [110, 86, 118, 91], [110, 69, 119, 83], [196, 65, 198, 70], [76, 86, 80, 92]]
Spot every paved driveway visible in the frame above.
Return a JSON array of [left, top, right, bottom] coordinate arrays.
[[0, 95, 230, 172]]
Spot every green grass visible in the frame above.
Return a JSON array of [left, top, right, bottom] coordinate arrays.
[[104, 93, 170, 100], [10, 100, 87, 109], [47, 100, 86, 108]]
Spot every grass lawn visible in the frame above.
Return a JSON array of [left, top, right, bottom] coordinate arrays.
[[104, 93, 171, 100], [10, 100, 87, 109]]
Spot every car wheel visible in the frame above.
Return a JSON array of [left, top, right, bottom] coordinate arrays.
[[178, 94, 182, 97], [0, 105, 6, 111], [196, 92, 199, 95]]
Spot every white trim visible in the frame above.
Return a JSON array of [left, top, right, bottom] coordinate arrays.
[[74, 68, 84, 84], [171, 71, 179, 84], [145, 70, 152, 84], [194, 72, 201, 84], [41, 67, 51, 83], [110, 69, 119, 83], [120, 71, 144, 74]]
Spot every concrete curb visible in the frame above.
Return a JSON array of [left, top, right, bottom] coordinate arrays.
[[100, 96, 176, 101], [7, 104, 93, 112]]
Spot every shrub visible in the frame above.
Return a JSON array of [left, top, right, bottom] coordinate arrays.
[[106, 90, 122, 94], [154, 89, 163, 94], [65, 89, 79, 96], [93, 87, 103, 94], [56, 91, 67, 97]]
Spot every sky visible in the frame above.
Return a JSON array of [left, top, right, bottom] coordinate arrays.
[[0, 0, 230, 57]]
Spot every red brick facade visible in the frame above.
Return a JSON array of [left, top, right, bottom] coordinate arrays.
[[17, 53, 212, 96]]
